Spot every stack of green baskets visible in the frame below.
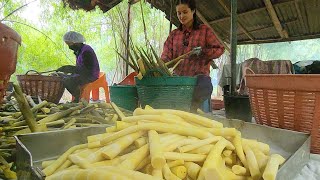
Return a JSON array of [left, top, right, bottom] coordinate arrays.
[[135, 75, 197, 111], [109, 85, 138, 111]]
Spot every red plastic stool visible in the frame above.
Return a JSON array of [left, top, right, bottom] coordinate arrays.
[[119, 72, 138, 85], [76, 72, 110, 102]]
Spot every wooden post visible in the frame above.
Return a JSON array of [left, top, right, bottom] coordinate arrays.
[[230, 0, 237, 95], [169, 0, 174, 33]]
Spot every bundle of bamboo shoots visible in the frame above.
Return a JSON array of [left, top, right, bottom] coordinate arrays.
[[117, 43, 172, 79], [43, 106, 285, 180], [117, 37, 202, 80]]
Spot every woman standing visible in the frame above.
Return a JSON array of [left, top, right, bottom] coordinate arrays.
[[161, 0, 224, 111]]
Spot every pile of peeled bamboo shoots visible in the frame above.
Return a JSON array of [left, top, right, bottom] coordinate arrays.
[[43, 106, 285, 180], [0, 84, 131, 179]]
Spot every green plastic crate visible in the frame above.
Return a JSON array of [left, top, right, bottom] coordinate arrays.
[[110, 85, 138, 111], [135, 76, 197, 111]]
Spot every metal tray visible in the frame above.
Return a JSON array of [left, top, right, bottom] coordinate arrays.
[[15, 127, 107, 180], [15, 118, 310, 180]]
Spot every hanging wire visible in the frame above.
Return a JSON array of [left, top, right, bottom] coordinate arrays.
[[2, 19, 73, 64], [0, 0, 38, 21]]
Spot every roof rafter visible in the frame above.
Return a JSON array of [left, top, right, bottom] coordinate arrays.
[[209, 0, 295, 24], [240, 33, 320, 45], [216, 0, 255, 41], [238, 18, 298, 36], [263, 0, 289, 39]]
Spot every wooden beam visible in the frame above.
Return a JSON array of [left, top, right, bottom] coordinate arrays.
[[238, 19, 298, 36], [196, 11, 230, 52], [209, 0, 295, 24], [239, 33, 320, 45], [263, 0, 289, 38], [217, 0, 254, 41]]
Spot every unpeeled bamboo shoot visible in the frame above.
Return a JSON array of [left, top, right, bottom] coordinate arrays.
[[111, 102, 125, 120]]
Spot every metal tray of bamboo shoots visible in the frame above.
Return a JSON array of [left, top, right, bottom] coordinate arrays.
[[15, 126, 108, 180], [14, 118, 310, 180]]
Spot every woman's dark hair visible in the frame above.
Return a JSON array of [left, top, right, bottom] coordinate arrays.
[[176, 0, 200, 30]]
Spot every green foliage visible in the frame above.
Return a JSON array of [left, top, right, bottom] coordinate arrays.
[[237, 39, 320, 63], [1, 0, 170, 83]]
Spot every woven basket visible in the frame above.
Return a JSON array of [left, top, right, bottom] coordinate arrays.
[[135, 73, 197, 111], [246, 74, 320, 153], [17, 71, 65, 104], [110, 85, 138, 111]]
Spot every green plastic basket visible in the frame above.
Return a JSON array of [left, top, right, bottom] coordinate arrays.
[[110, 85, 138, 111], [135, 74, 197, 111]]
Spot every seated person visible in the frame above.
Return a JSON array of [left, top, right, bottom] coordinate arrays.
[[57, 31, 100, 102]]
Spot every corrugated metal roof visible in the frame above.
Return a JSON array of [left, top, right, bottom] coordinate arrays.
[[71, 0, 320, 45], [145, 0, 320, 45]]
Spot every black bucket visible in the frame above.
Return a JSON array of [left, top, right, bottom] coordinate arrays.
[[223, 95, 252, 122]]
